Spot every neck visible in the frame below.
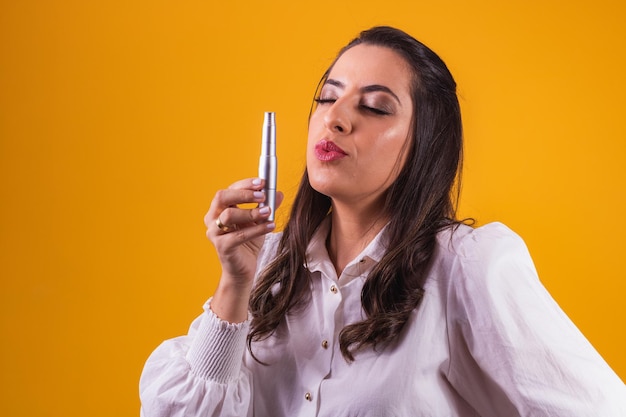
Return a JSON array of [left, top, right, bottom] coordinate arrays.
[[326, 199, 388, 277]]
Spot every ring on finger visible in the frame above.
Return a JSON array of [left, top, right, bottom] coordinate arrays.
[[215, 217, 231, 232]]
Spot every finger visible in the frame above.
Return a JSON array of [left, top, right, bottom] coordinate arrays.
[[211, 218, 276, 246], [212, 188, 266, 210], [206, 179, 266, 221], [216, 204, 273, 231], [226, 177, 265, 192], [252, 190, 285, 215]]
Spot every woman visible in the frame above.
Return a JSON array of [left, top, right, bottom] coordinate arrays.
[[140, 26, 625, 416]]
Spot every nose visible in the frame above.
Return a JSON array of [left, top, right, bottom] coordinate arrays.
[[323, 100, 352, 135]]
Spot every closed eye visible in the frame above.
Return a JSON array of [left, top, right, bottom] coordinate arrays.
[[360, 105, 391, 116], [315, 98, 391, 116]]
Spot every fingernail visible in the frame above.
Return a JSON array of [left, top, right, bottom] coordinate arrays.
[[253, 191, 265, 200], [266, 222, 276, 229], [252, 178, 262, 186], [259, 206, 270, 215]]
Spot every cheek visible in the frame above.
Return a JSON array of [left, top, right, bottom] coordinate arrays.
[[372, 127, 411, 176], [377, 126, 411, 157]]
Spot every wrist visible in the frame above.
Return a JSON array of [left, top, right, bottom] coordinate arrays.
[[211, 276, 253, 323]]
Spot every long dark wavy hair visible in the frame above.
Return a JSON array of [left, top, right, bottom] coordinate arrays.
[[248, 26, 464, 362]]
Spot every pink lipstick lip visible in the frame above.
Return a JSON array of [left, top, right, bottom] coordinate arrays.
[[314, 139, 347, 162]]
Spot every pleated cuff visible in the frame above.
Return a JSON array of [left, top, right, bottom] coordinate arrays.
[[186, 303, 250, 384]]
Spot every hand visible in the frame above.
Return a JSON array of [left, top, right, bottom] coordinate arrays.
[[204, 178, 283, 322]]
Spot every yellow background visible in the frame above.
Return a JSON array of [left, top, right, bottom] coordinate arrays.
[[1, 0, 624, 415]]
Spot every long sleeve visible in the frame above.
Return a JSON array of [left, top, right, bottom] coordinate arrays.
[[445, 223, 626, 416], [139, 301, 253, 417]]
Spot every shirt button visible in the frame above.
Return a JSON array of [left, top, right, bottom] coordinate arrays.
[[321, 340, 328, 349], [330, 285, 338, 294], [305, 392, 312, 401]]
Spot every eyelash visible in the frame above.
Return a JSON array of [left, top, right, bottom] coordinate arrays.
[[314, 98, 391, 116], [314, 98, 335, 105]]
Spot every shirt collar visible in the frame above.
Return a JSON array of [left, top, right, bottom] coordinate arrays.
[[305, 217, 389, 282]]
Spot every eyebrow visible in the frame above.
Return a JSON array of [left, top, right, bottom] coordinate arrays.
[[324, 78, 402, 105]]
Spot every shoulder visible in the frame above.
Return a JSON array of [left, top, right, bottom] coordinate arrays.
[[433, 222, 534, 280], [430, 222, 539, 300], [435, 221, 529, 262]]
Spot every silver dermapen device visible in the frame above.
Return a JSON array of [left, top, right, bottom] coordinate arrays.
[[258, 112, 277, 221]]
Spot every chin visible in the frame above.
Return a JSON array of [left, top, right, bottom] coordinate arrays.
[[309, 180, 333, 198], [308, 175, 339, 198]]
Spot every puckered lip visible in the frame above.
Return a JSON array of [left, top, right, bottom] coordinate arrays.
[[314, 139, 348, 161]]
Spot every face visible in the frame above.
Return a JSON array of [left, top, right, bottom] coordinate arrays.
[[307, 44, 414, 208]]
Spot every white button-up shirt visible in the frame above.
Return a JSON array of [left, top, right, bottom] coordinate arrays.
[[140, 222, 626, 416]]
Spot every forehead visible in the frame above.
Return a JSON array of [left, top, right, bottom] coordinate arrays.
[[327, 44, 413, 93]]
